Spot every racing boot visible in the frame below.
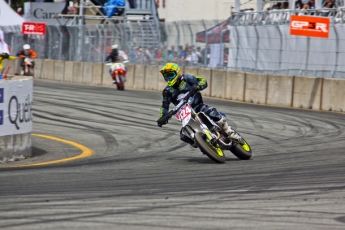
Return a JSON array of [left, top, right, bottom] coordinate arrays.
[[216, 116, 239, 140]]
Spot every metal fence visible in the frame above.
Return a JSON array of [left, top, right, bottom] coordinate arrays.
[[1, 8, 345, 78]]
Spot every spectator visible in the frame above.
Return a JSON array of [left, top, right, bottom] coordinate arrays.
[[201, 43, 211, 66], [303, 0, 315, 9], [104, 0, 125, 18], [144, 47, 153, 64], [195, 46, 202, 64], [170, 45, 176, 52], [129, 47, 137, 63], [323, 0, 335, 8], [161, 45, 167, 62], [178, 45, 186, 64], [167, 50, 174, 62], [184, 48, 198, 66]]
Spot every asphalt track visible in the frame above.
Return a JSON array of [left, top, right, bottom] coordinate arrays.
[[1, 80, 345, 230]]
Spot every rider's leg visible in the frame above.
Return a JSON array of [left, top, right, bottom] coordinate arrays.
[[198, 104, 239, 139]]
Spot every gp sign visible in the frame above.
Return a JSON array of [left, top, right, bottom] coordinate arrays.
[[290, 15, 330, 38], [22, 22, 46, 35]]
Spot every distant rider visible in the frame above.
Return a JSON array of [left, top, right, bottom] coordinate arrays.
[[105, 44, 128, 84], [16, 44, 38, 74], [157, 62, 239, 148]]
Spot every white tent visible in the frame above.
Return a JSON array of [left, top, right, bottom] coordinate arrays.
[[0, 0, 25, 26]]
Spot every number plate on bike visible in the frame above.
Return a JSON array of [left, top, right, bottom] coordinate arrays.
[[176, 104, 191, 125]]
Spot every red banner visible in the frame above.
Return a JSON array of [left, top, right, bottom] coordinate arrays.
[[22, 22, 46, 36]]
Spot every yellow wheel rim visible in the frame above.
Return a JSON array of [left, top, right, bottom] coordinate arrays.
[[240, 141, 250, 152], [206, 139, 224, 157]]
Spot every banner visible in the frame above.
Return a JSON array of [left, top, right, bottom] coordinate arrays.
[[290, 15, 330, 38]]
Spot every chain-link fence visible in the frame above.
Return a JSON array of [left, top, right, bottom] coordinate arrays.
[[1, 8, 345, 78]]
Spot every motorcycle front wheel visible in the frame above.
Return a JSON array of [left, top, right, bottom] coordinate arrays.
[[230, 137, 252, 160], [116, 76, 125, 91], [195, 132, 226, 163]]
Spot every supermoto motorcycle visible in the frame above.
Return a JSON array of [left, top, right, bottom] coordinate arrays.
[[106, 62, 127, 91], [22, 57, 34, 76], [157, 91, 252, 163]]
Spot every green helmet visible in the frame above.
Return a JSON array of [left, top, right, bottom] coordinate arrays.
[[160, 63, 181, 87]]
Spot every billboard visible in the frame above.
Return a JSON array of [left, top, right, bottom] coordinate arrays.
[[290, 15, 330, 38], [24, 2, 68, 25]]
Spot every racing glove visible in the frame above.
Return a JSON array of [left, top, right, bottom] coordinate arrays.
[[157, 111, 173, 127]]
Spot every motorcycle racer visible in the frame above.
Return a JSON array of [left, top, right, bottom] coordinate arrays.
[[157, 62, 239, 147], [105, 44, 128, 84], [16, 44, 38, 74], [0, 53, 16, 78]]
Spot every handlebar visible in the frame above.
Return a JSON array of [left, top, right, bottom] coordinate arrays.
[[157, 90, 197, 127]]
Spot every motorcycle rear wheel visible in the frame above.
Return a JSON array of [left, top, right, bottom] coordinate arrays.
[[195, 132, 226, 163], [230, 138, 252, 160]]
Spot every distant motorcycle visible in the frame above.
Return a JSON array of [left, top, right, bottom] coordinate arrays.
[[22, 57, 34, 76], [106, 62, 127, 91]]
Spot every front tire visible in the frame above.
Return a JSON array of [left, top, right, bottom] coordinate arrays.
[[195, 132, 226, 163], [230, 138, 252, 160]]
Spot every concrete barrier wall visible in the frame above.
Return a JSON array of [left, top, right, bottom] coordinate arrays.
[[245, 73, 268, 104], [73, 62, 84, 84], [28, 59, 345, 115], [64, 61, 74, 83], [225, 71, 245, 101], [293, 76, 322, 110], [34, 59, 44, 78], [133, 65, 146, 89], [91, 63, 103, 85], [144, 65, 160, 91], [322, 78, 345, 112], [54, 60, 65, 81], [211, 69, 226, 98], [42, 59, 55, 80], [267, 74, 293, 107]]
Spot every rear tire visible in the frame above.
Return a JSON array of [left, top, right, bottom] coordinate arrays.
[[195, 132, 226, 163], [230, 138, 252, 160]]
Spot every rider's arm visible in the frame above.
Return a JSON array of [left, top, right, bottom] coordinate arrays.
[[30, 50, 38, 59], [105, 53, 113, 62], [184, 73, 208, 90], [159, 88, 171, 118]]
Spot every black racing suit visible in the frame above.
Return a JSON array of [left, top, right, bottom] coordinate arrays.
[[105, 51, 120, 63], [159, 73, 223, 146]]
